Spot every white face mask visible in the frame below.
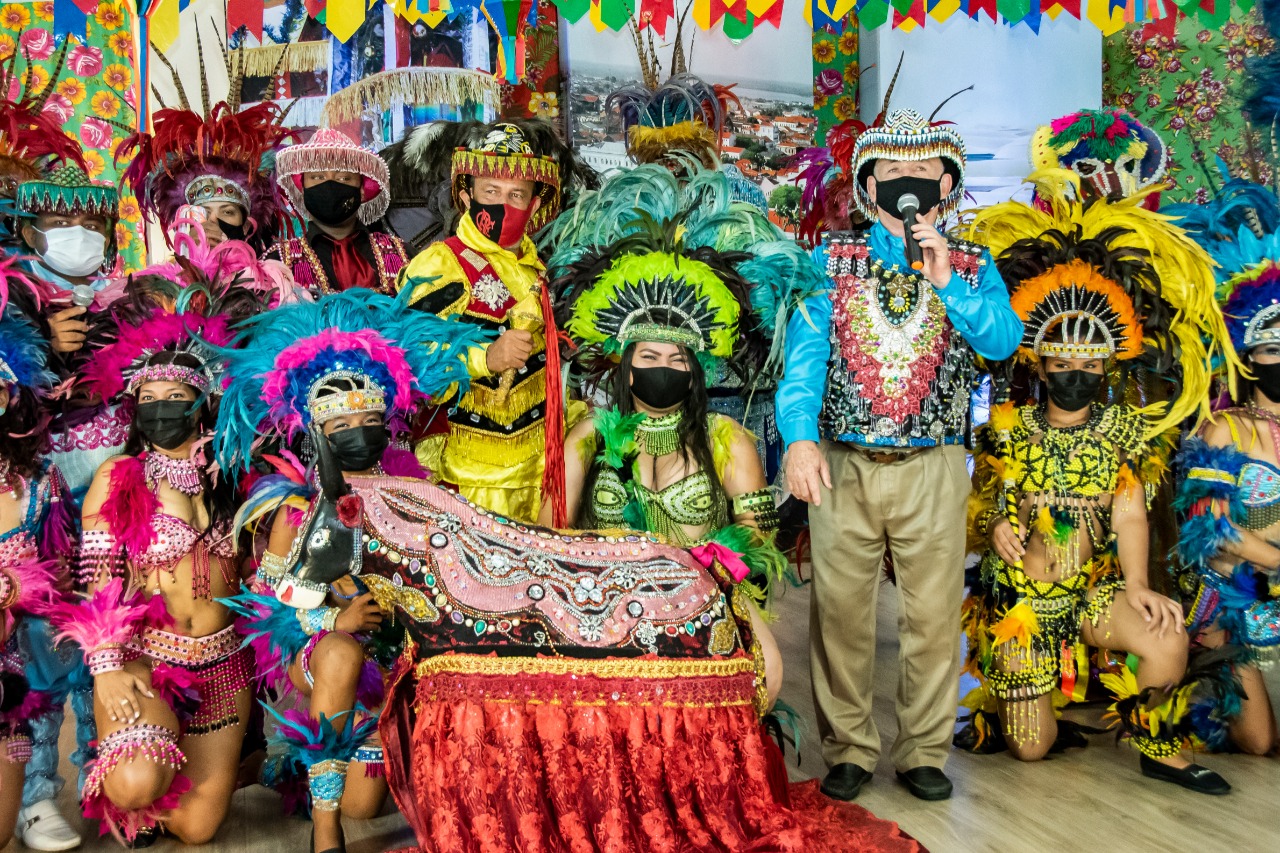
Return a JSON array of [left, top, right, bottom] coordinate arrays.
[[35, 225, 107, 279]]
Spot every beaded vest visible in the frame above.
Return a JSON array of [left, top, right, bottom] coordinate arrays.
[[818, 232, 985, 447]]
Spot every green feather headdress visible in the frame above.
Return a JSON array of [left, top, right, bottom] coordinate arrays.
[[545, 164, 824, 381]]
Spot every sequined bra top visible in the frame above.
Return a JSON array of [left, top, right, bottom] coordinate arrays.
[[586, 413, 731, 546], [0, 475, 44, 568], [134, 513, 235, 571], [592, 469, 727, 547], [1238, 459, 1280, 531]]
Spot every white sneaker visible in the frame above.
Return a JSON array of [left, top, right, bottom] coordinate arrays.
[[15, 800, 81, 851]]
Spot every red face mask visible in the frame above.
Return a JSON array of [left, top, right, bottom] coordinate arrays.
[[469, 199, 533, 247]]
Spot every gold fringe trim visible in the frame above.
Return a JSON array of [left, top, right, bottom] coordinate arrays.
[[448, 420, 544, 466], [323, 67, 502, 126], [232, 42, 330, 77], [459, 368, 546, 424], [415, 653, 756, 681]]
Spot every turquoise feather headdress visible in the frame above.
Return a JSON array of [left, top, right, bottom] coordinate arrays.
[[214, 289, 488, 479], [542, 164, 823, 380], [1166, 173, 1280, 354]]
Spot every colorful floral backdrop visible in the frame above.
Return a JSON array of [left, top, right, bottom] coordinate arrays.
[[811, 14, 858, 144], [2, 1, 146, 270], [1103, 8, 1274, 203]]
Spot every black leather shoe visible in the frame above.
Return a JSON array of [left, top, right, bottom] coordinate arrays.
[[896, 766, 953, 800], [820, 763, 873, 801], [1139, 755, 1231, 795]]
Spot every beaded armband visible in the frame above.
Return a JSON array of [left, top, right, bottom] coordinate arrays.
[[297, 606, 340, 637], [732, 488, 779, 532], [0, 569, 18, 610], [86, 645, 126, 676], [258, 551, 290, 584], [77, 530, 126, 587], [309, 759, 349, 812], [975, 508, 1003, 537]]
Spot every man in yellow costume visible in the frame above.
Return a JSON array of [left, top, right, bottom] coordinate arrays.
[[398, 122, 566, 524]]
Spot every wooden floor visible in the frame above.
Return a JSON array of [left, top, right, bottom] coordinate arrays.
[[36, 581, 1280, 853]]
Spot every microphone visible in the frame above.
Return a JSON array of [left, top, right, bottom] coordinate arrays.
[[898, 193, 924, 271], [71, 285, 95, 308]]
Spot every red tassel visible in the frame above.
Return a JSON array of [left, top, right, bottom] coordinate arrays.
[[539, 282, 568, 527]]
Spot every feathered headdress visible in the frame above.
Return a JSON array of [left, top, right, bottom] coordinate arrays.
[[1166, 172, 1280, 359], [79, 252, 241, 405], [846, 56, 970, 221], [544, 164, 824, 382], [604, 10, 740, 171], [116, 102, 294, 250], [0, 256, 52, 391], [967, 169, 1237, 435], [1030, 109, 1168, 206], [214, 289, 486, 477], [0, 42, 88, 186], [794, 118, 866, 244]]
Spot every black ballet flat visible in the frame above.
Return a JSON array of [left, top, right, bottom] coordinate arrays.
[[1139, 754, 1232, 795], [127, 825, 160, 848]]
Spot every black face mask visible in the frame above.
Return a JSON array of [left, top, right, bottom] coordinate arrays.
[[217, 217, 246, 242], [873, 175, 944, 221], [631, 366, 692, 410], [326, 425, 389, 472], [1044, 370, 1104, 413], [303, 181, 362, 227], [136, 400, 199, 451], [1251, 361, 1280, 403]]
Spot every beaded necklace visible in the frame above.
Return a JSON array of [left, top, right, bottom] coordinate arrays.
[[144, 451, 203, 496], [636, 411, 683, 458]]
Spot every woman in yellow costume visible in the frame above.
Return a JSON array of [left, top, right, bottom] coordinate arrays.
[[957, 171, 1235, 794]]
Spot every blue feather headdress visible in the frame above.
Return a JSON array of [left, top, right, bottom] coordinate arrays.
[[214, 289, 487, 477], [1167, 173, 1280, 355], [541, 164, 824, 381]]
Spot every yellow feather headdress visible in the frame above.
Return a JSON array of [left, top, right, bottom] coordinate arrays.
[[964, 169, 1239, 436]]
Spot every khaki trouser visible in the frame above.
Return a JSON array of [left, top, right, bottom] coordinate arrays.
[[809, 441, 969, 772]]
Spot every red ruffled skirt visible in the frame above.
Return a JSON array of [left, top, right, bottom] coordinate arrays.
[[381, 654, 921, 853]]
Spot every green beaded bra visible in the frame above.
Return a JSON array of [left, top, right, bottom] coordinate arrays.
[[586, 410, 729, 546]]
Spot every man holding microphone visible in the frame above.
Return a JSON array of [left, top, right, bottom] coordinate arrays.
[[776, 107, 1021, 803]]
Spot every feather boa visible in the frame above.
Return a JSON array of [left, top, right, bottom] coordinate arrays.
[[0, 296, 55, 390], [355, 658, 386, 710], [264, 705, 378, 770], [218, 589, 310, 688], [260, 752, 311, 817], [2, 557, 60, 617], [36, 466, 76, 566], [1175, 437, 1249, 568], [49, 578, 157, 656], [98, 457, 160, 556]]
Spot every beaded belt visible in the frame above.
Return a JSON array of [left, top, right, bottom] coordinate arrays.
[[128, 625, 252, 735], [132, 624, 243, 666]]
